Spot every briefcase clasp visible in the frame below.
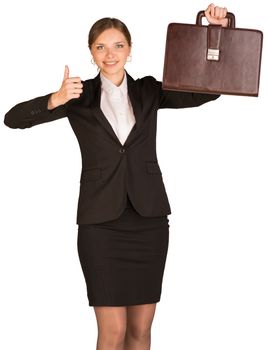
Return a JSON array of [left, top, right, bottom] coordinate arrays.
[[207, 48, 220, 61]]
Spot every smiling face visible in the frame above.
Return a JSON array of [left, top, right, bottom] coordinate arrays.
[[90, 28, 131, 85]]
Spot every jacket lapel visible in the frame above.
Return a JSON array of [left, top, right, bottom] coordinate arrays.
[[126, 72, 141, 128], [90, 74, 121, 144], [124, 72, 143, 147]]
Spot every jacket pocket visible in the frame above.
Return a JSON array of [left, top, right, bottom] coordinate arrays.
[[146, 161, 162, 175], [80, 168, 101, 182]]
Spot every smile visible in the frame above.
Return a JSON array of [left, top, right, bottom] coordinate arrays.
[[103, 61, 118, 66]]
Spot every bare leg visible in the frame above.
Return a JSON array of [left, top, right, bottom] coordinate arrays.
[[93, 306, 127, 350], [124, 303, 157, 350]]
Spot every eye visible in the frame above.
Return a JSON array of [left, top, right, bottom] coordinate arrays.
[[96, 45, 104, 50], [116, 43, 124, 49]]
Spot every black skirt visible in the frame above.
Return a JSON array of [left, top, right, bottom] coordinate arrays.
[[77, 196, 169, 306]]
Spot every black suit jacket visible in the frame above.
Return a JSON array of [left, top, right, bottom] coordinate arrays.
[[4, 72, 219, 224]]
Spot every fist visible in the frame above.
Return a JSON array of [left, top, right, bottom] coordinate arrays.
[[205, 3, 228, 27], [48, 65, 83, 109]]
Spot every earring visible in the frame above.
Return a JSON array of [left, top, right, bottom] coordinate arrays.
[[91, 58, 95, 65], [127, 55, 132, 62]]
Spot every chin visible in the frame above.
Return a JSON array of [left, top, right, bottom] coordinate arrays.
[[103, 66, 124, 75]]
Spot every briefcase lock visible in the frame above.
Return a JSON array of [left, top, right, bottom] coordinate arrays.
[[207, 48, 220, 61], [207, 25, 222, 61]]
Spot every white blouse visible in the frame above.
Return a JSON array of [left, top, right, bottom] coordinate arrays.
[[100, 72, 136, 145]]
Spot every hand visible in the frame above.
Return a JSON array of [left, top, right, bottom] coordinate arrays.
[[205, 3, 228, 27], [48, 65, 83, 109]]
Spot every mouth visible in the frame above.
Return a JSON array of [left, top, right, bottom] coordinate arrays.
[[103, 61, 119, 67]]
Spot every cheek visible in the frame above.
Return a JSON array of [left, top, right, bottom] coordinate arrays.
[[92, 54, 103, 66], [121, 50, 131, 61], [91, 50, 101, 61]]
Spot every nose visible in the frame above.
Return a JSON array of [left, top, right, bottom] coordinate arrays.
[[105, 48, 115, 57]]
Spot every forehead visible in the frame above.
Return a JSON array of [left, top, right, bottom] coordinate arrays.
[[94, 28, 127, 44]]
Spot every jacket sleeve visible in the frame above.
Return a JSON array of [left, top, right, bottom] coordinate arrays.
[[4, 93, 67, 129], [155, 79, 220, 109]]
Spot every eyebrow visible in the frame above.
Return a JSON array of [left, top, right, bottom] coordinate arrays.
[[95, 41, 126, 46]]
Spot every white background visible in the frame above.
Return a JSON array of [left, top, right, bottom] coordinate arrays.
[[1, 0, 267, 349]]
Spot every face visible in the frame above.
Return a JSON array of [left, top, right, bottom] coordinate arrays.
[[90, 28, 131, 83]]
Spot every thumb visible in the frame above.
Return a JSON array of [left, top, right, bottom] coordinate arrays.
[[63, 65, 69, 80], [205, 3, 214, 16]]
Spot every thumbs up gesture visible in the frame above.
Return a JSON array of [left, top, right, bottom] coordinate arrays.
[[48, 65, 83, 109]]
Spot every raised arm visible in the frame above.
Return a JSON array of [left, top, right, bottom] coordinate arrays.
[[4, 65, 83, 129], [159, 87, 220, 109]]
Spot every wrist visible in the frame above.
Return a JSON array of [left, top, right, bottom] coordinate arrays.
[[47, 92, 61, 110]]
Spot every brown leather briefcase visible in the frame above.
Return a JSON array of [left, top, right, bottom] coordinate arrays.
[[162, 11, 263, 96]]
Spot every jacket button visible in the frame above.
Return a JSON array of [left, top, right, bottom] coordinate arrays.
[[119, 148, 125, 153]]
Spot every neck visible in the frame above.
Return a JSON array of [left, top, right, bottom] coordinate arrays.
[[100, 70, 125, 86]]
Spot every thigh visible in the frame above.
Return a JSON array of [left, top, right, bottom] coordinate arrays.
[[126, 303, 157, 331], [94, 306, 127, 333]]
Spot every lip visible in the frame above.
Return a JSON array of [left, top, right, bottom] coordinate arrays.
[[103, 61, 118, 66]]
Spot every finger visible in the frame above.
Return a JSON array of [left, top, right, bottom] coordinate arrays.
[[71, 93, 82, 99], [204, 3, 214, 22], [63, 65, 69, 81], [210, 4, 215, 17], [67, 86, 83, 94], [65, 77, 82, 83], [205, 3, 213, 12], [214, 6, 220, 19], [219, 7, 225, 19], [218, 7, 223, 19], [70, 85, 83, 92], [74, 88, 83, 94], [73, 83, 83, 89]]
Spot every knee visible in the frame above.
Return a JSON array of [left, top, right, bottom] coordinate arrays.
[[98, 323, 126, 346], [126, 323, 151, 342]]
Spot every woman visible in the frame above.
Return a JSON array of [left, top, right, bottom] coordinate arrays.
[[4, 4, 228, 350]]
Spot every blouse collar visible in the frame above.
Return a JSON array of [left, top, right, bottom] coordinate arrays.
[[100, 71, 128, 96]]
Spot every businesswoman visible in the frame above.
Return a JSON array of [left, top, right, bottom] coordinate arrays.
[[4, 4, 228, 350]]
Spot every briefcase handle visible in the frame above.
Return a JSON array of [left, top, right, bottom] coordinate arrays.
[[196, 10, 236, 28]]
